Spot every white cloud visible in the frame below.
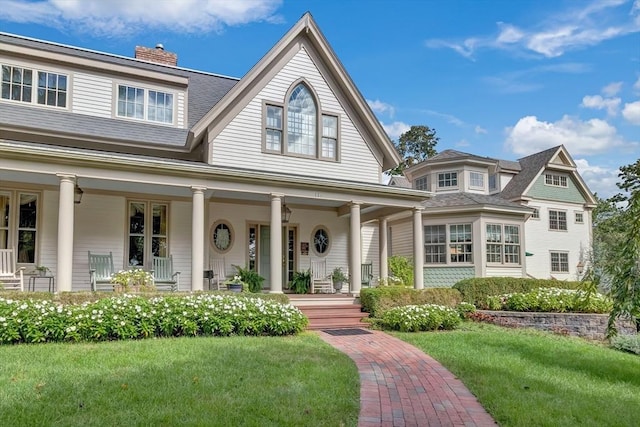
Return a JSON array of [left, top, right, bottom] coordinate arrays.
[[426, 0, 640, 59], [581, 95, 621, 115], [602, 81, 623, 96], [574, 158, 621, 198], [0, 0, 283, 36], [622, 100, 640, 124], [367, 99, 395, 117], [474, 125, 488, 134], [504, 115, 634, 156], [381, 121, 411, 140]]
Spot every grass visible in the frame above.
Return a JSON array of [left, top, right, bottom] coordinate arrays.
[[394, 323, 640, 427], [0, 333, 359, 426]]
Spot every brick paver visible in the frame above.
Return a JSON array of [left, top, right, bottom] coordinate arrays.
[[319, 330, 496, 427]]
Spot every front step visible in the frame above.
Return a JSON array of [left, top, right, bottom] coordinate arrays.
[[296, 304, 369, 330]]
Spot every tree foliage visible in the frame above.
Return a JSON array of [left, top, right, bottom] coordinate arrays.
[[389, 125, 439, 175], [592, 159, 640, 336]]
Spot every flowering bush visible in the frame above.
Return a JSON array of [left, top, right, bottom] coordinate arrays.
[[378, 304, 461, 332], [0, 294, 308, 344], [486, 287, 612, 313], [377, 276, 404, 287], [111, 269, 155, 291]]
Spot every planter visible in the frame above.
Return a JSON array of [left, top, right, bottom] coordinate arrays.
[[228, 283, 243, 293], [334, 282, 344, 294]]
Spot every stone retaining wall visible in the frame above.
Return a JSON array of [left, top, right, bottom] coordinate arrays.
[[478, 310, 638, 340]]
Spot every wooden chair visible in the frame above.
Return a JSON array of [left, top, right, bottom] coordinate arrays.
[[310, 259, 333, 294], [210, 258, 229, 291], [88, 251, 116, 291], [361, 262, 374, 288], [0, 248, 25, 291], [152, 255, 180, 292]]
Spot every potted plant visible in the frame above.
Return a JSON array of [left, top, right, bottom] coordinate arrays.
[[331, 267, 348, 294], [290, 270, 311, 294], [34, 265, 50, 277], [233, 265, 265, 293], [226, 275, 245, 293]]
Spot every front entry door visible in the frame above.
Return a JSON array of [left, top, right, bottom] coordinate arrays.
[[254, 224, 297, 290]]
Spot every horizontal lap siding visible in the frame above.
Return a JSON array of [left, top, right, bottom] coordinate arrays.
[[210, 48, 380, 183], [36, 190, 59, 290], [72, 73, 112, 118], [390, 222, 413, 258], [486, 266, 523, 278], [361, 224, 379, 283], [170, 201, 192, 290]]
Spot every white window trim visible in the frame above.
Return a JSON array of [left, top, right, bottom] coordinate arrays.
[[550, 251, 570, 273], [437, 171, 459, 189], [424, 223, 473, 265], [114, 81, 176, 126], [574, 211, 584, 224], [0, 189, 41, 266], [530, 206, 540, 220], [126, 200, 170, 269], [1, 62, 69, 110], [485, 223, 521, 265], [544, 173, 568, 188], [549, 209, 568, 231], [469, 171, 485, 189]]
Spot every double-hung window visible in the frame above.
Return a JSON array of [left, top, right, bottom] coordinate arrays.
[[424, 225, 446, 263], [415, 176, 429, 191], [449, 224, 472, 263], [0, 190, 39, 264], [549, 210, 567, 231], [424, 223, 473, 264], [127, 201, 169, 268], [486, 224, 521, 264], [550, 251, 569, 273], [2, 64, 67, 108], [117, 84, 174, 124], [263, 82, 339, 160], [469, 172, 484, 188]]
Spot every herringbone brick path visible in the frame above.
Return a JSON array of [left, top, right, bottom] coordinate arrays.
[[319, 329, 496, 427]]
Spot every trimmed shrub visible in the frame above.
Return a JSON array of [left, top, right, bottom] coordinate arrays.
[[377, 304, 461, 332], [453, 277, 583, 308], [610, 335, 640, 355], [486, 287, 612, 313], [360, 286, 462, 317]]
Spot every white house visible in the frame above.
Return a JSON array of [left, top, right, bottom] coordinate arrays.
[[388, 146, 596, 286], [0, 14, 430, 293]]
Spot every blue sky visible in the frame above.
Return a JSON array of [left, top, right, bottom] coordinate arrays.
[[1, 0, 639, 197]]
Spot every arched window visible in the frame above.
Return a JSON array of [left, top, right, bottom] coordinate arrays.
[[287, 84, 317, 156]]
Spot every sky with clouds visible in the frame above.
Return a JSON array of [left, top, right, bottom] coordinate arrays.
[[1, 0, 638, 197]]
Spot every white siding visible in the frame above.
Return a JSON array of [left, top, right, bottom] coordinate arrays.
[[169, 201, 192, 290], [72, 73, 113, 118], [36, 190, 59, 290], [361, 224, 380, 284], [177, 92, 185, 127], [210, 47, 381, 183], [389, 221, 413, 258], [486, 267, 523, 278], [524, 199, 590, 280]]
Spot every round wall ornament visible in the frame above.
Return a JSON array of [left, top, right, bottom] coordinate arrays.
[[211, 220, 233, 253]]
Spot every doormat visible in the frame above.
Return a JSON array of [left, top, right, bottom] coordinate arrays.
[[322, 328, 372, 336]]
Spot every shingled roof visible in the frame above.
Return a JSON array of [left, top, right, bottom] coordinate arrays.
[[500, 146, 560, 200], [423, 192, 531, 212]]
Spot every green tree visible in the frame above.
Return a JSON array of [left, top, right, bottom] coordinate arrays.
[[602, 160, 640, 336], [389, 125, 439, 175]]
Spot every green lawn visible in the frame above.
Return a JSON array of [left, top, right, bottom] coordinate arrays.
[[394, 323, 640, 427], [0, 334, 359, 427]]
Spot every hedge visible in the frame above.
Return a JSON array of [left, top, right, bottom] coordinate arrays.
[[453, 277, 583, 308], [360, 286, 462, 317]]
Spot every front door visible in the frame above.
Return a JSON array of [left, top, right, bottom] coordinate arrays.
[[251, 224, 297, 290]]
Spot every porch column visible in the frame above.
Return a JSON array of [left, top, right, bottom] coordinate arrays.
[[379, 218, 388, 281], [413, 207, 424, 289], [350, 202, 362, 295], [191, 187, 206, 291], [56, 174, 75, 292], [270, 194, 283, 293]]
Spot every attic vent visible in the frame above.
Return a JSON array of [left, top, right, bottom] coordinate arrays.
[[134, 45, 177, 66]]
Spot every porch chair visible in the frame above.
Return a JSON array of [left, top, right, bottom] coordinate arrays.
[[361, 262, 374, 288], [152, 255, 180, 292], [210, 257, 229, 290], [0, 248, 25, 291], [88, 251, 116, 291], [310, 259, 333, 294]]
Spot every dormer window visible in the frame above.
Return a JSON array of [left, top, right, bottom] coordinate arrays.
[[263, 82, 339, 160], [2, 64, 67, 108], [116, 84, 174, 124], [415, 176, 429, 191], [545, 173, 567, 187], [437, 172, 458, 188], [469, 172, 484, 188]]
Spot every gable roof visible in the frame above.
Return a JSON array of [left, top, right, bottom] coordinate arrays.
[[191, 12, 402, 170], [388, 176, 411, 188], [500, 145, 596, 205]]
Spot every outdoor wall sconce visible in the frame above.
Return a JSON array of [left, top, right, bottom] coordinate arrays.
[[74, 184, 84, 204], [282, 198, 292, 223]]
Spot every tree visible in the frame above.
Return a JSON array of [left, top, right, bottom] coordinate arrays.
[[388, 125, 439, 175], [600, 159, 640, 336]]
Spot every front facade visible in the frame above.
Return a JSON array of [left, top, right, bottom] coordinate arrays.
[[1, 14, 430, 293], [389, 147, 596, 286]]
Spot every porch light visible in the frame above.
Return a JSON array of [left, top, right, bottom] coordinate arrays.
[[282, 199, 292, 223], [74, 184, 84, 204], [576, 261, 585, 275]]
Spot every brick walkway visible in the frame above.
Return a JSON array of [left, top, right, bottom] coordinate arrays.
[[318, 329, 496, 427]]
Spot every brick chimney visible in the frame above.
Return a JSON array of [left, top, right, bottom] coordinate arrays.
[[134, 44, 177, 66]]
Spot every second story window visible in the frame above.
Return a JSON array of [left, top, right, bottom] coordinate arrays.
[[263, 82, 339, 161], [415, 176, 429, 191], [469, 172, 484, 188], [2, 65, 67, 108], [117, 84, 174, 124], [545, 173, 567, 187], [549, 210, 567, 231], [438, 172, 458, 188], [489, 173, 497, 190]]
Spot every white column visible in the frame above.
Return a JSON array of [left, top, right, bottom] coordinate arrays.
[[350, 202, 362, 295], [191, 187, 206, 291], [270, 194, 283, 293], [413, 207, 424, 289], [379, 218, 388, 281], [56, 174, 75, 292]]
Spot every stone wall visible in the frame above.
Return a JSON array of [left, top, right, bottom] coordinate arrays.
[[478, 310, 637, 340]]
